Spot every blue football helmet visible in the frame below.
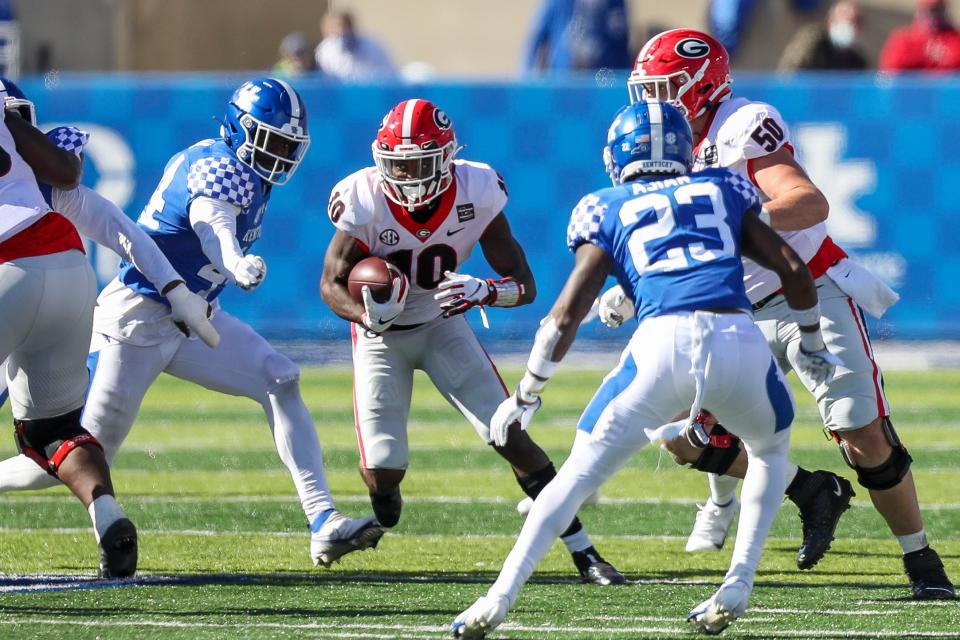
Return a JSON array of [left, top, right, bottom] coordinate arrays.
[[221, 77, 310, 186], [0, 77, 36, 126], [603, 99, 693, 185]]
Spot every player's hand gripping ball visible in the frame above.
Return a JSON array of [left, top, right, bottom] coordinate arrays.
[[349, 257, 409, 332]]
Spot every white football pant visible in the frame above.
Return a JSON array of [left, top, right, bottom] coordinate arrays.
[[487, 311, 793, 606]]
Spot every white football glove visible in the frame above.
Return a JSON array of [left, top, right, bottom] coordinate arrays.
[[434, 271, 492, 317], [490, 393, 542, 447], [165, 281, 220, 348], [598, 285, 635, 329], [232, 254, 267, 291], [795, 346, 843, 387], [360, 273, 409, 333]]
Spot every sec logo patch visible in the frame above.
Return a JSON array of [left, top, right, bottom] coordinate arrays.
[[379, 229, 400, 246]]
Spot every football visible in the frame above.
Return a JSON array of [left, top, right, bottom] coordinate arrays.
[[348, 256, 399, 304]]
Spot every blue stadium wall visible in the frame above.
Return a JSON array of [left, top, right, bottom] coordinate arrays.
[[21, 74, 957, 342]]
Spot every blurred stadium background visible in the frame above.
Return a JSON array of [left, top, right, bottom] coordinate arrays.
[[2, 0, 958, 354]]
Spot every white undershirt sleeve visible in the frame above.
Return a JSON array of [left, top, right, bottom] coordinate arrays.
[[52, 185, 181, 291], [188, 195, 245, 284]]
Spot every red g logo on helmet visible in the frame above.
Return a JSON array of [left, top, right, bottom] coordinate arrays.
[[674, 38, 710, 59]]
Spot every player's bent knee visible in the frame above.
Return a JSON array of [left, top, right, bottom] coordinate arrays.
[[13, 408, 103, 477], [263, 353, 300, 391], [834, 418, 913, 490]]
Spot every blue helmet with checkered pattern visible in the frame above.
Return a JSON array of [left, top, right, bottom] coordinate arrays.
[[221, 77, 310, 186], [603, 99, 692, 186], [0, 77, 36, 126]]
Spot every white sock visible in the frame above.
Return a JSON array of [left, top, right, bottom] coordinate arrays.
[[267, 382, 335, 524], [898, 529, 928, 554], [560, 528, 592, 553], [88, 495, 125, 543], [709, 473, 739, 507]]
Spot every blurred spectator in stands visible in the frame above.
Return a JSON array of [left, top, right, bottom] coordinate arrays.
[[272, 32, 317, 78], [879, 0, 960, 72], [315, 11, 396, 81], [711, 0, 820, 57], [779, 1, 867, 70], [521, 0, 631, 74]]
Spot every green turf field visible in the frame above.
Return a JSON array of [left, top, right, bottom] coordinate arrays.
[[1, 366, 959, 639]]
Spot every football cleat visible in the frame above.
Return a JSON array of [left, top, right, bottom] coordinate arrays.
[[311, 513, 385, 568], [571, 546, 626, 586], [98, 518, 138, 579], [686, 497, 738, 552], [687, 579, 751, 635], [904, 547, 956, 600], [450, 593, 510, 639], [794, 471, 854, 570]]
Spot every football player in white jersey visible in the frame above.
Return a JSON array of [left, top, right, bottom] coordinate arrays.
[[320, 98, 624, 585], [600, 28, 953, 599], [0, 78, 385, 569]]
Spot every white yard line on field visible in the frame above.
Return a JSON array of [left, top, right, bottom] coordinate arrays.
[[0, 618, 958, 639]]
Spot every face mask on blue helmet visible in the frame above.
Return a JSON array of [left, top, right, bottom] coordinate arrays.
[[0, 77, 37, 126], [221, 77, 311, 186], [603, 99, 694, 186]]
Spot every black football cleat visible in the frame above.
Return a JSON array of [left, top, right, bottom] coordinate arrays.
[[904, 547, 956, 600], [571, 546, 626, 586], [98, 517, 138, 578], [794, 471, 854, 570], [369, 487, 403, 528]]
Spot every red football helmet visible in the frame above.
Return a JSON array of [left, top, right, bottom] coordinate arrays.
[[372, 99, 458, 209], [627, 29, 732, 120]]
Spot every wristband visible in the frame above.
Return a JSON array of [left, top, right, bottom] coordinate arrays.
[[790, 302, 821, 328], [486, 277, 524, 307], [799, 329, 826, 353], [517, 370, 547, 403]]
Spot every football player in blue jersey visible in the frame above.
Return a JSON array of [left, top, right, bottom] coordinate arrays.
[[451, 100, 841, 637], [0, 77, 384, 568]]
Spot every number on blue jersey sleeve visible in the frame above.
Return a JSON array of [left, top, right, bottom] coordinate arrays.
[[722, 172, 762, 215], [566, 193, 608, 251], [186, 156, 256, 209]]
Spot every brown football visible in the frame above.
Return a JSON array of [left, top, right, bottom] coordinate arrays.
[[348, 256, 398, 303]]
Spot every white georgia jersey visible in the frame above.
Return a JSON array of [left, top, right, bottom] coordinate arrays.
[[329, 159, 508, 325], [692, 96, 828, 303], [0, 119, 54, 243]]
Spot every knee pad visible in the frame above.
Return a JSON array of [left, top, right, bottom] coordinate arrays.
[[264, 353, 300, 391], [833, 418, 912, 490], [690, 424, 742, 475], [13, 408, 103, 477]]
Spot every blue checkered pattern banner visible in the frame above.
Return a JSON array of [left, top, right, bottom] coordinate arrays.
[[18, 73, 959, 341]]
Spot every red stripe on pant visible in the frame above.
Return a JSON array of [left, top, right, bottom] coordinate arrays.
[[846, 298, 889, 420], [350, 322, 368, 468]]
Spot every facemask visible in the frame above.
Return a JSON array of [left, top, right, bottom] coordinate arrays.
[[829, 21, 857, 49]]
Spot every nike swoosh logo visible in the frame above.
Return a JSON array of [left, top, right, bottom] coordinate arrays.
[[832, 477, 842, 497], [446, 227, 465, 236]]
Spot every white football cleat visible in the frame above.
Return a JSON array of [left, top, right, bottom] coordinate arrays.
[[685, 497, 738, 552], [311, 512, 384, 568], [450, 593, 510, 639], [517, 490, 600, 516], [687, 579, 751, 635]]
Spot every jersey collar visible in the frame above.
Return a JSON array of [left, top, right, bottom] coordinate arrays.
[[384, 174, 458, 243]]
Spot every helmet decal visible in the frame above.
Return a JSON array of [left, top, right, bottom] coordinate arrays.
[[433, 108, 452, 130], [675, 38, 710, 59]]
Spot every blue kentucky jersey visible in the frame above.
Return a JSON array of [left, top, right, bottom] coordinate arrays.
[[118, 138, 269, 303], [567, 168, 761, 321]]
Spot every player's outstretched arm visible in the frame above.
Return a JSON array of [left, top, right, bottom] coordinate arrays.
[[319, 229, 369, 325], [5, 111, 81, 189], [751, 147, 828, 232], [478, 213, 537, 306], [189, 197, 266, 291]]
